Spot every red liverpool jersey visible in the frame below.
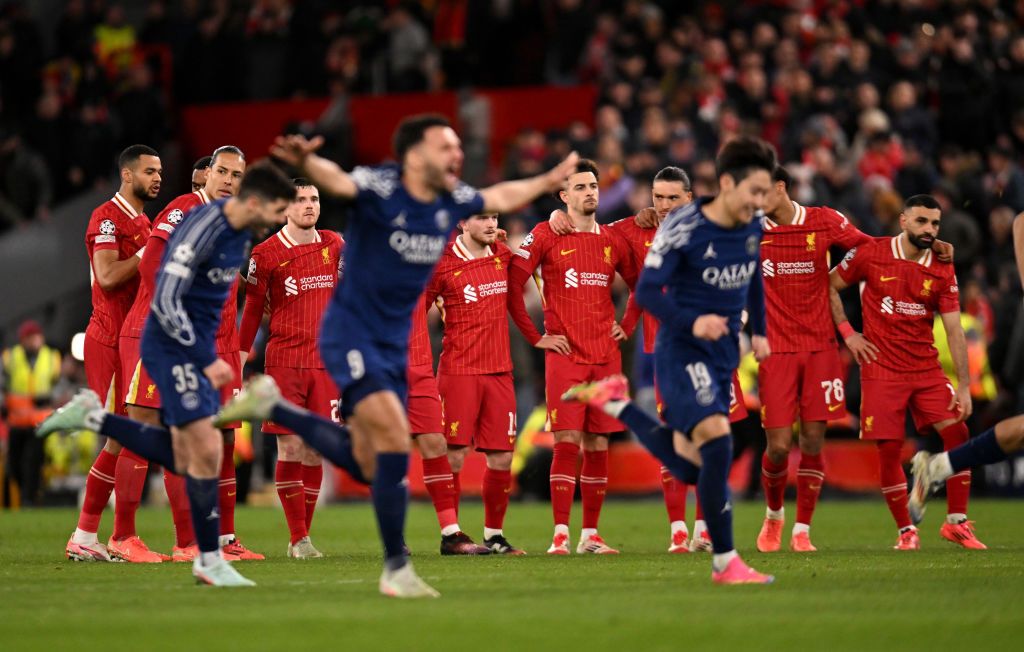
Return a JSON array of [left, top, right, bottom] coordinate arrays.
[[121, 189, 210, 340], [761, 202, 870, 353], [424, 237, 513, 375], [607, 215, 659, 353], [408, 293, 434, 368], [85, 193, 151, 346], [239, 226, 344, 368], [215, 278, 241, 355], [835, 235, 960, 380], [509, 222, 638, 365]]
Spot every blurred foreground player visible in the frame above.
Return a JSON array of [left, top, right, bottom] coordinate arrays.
[[40, 163, 295, 586]]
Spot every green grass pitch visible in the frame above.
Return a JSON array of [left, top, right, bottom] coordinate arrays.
[[1, 499, 1021, 651]]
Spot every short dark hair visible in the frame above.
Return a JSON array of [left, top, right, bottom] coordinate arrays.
[[772, 165, 792, 189], [211, 145, 245, 166], [904, 194, 941, 212], [292, 177, 315, 188], [393, 114, 451, 162], [571, 158, 600, 182], [192, 156, 212, 171], [238, 162, 296, 202], [118, 144, 159, 170], [715, 136, 777, 183], [653, 166, 691, 191]]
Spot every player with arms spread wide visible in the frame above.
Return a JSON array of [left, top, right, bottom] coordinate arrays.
[[238, 178, 343, 559], [219, 114, 578, 597], [831, 195, 983, 550], [565, 136, 777, 584], [40, 163, 296, 586]]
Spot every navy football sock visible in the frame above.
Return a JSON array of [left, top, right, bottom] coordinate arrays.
[[619, 404, 700, 484], [697, 436, 735, 554], [948, 427, 1007, 472], [186, 475, 221, 554], [372, 452, 410, 570], [99, 413, 177, 473], [270, 404, 367, 484]]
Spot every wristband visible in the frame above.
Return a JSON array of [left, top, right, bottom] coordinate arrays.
[[837, 321, 855, 339]]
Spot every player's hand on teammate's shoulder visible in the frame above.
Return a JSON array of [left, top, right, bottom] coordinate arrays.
[[751, 334, 771, 362], [536, 333, 571, 355], [496, 227, 508, 242], [949, 385, 973, 423], [610, 322, 626, 342], [932, 239, 954, 263], [634, 207, 659, 229], [203, 358, 234, 389], [692, 314, 729, 341], [270, 134, 324, 167], [543, 152, 580, 191], [548, 209, 574, 235], [843, 330, 879, 365]]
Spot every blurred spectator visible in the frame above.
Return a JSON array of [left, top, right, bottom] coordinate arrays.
[[985, 145, 1024, 213], [0, 124, 52, 229]]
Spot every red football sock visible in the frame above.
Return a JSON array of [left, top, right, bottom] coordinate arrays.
[[422, 455, 458, 531], [796, 452, 825, 526], [163, 469, 194, 548], [581, 449, 608, 530], [761, 452, 788, 512], [878, 440, 911, 529], [302, 463, 323, 532], [660, 466, 687, 523], [939, 423, 971, 516], [218, 440, 236, 537], [111, 448, 147, 540], [452, 470, 462, 516], [695, 489, 704, 521], [550, 441, 579, 526], [77, 449, 117, 533], [482, 467, 512, 530], [276, 460, 307, 544]]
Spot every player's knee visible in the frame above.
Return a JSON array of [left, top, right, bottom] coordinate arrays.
[[447, 445, 468, 471], [797, 434, 823, 455], [415, 433, 447, 458], [765, 438, 790, 461], [582, 433, 609, 452], [277, 435, 304, 461], [103, 439, 122, 454], [487, 451, 513, 471], [220, 428, 235, 444], [554, 430, 583, 446]]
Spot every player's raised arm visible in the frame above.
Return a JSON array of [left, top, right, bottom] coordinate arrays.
[[480, 152, 579, 214], [271, 135, 358, 199]]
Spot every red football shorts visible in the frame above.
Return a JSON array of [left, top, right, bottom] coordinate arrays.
[[545, 350, 623, 434], [263, 366, 340, 435], [859, 369, 958, 440], [758, 349, 846, 429], [122, 335, 161, 410], [437, 372, 516, 451], [407, 363, 443, 436], [217, 351, 243, 430], [655, 370, 747, 423], [85, 333, 125, 415]]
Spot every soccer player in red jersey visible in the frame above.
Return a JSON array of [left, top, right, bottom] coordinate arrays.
[[753, 166, 873, 552], [121, 146, 262, 561], [191, 156, 211, 192], [405, 292, 490, 555], [830, 194, 984, 550], [239, 179, 342, 558], [423, 213, 524, 555], [509, 158, 638, 555], [67, 145, 162, 563]]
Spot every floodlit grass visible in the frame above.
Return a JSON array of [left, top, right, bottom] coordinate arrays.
[[1, 499, 1021, 651]]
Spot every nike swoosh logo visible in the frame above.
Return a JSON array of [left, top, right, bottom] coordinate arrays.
[[285, 492, 300, 498], [761, 239, 772, 244], [644, 240, 653, 247], [227, 491, 236, 497], [134, 464, 147, 470], [809, 484, 821, 491], [729, 403, 739, 413], [279, 260, 290, 267], [453, 270, 462, 277], [880, 276, 897, 282], [560, 249, 576, 256], [828, 403, 842, 412]]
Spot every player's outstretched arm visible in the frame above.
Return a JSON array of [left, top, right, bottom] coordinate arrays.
[[480, 153, 579, 214], [940, 310, 972, 422], [271, 135, 357, 199]]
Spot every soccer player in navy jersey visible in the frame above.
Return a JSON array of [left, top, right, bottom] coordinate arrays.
[[38, 163, 296, 587], [565, 136, 777, 584], [218, 114, 578, 598]]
